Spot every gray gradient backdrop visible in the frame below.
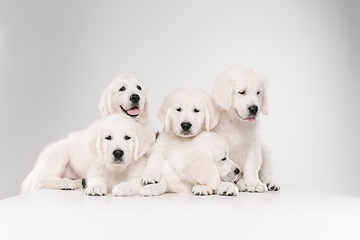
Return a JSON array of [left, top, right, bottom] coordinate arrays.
[[1, 0, 359, 200]]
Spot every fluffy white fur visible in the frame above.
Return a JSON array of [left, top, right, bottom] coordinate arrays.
[[99, 73, 150, 121], [85, 115, 151, 196], [140, 132, 240, 196], [99, 73, 155, 141], [141, 87, 220, 185], [212, 64, 280, 193], [21, 115, 151, 196]]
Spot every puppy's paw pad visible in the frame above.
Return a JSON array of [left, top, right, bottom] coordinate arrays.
[[112, 184, 137, 197], [85, 185, 107, 196], [266, 182, 280, 191], [192, 185, 213, 196], [60, 179, 76, 190], [216, 182, 239, 196], [139, 184, 163, 197]]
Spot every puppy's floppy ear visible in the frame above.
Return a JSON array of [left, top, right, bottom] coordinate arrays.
[[261, 88, 270, 115], [188, 154, 221, 190], [99, 83, 114, 116], [158, 96, 172, 132], [205, 98, 220, 131], [86, 128, 103, 162], [133, 127, 150, 160], [142, 88, 151, 119], [212, 73, 233, 111]]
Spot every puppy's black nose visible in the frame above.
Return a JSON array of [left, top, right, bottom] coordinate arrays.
[[181, 122, 192, 131], [234, 168, 240, 175], [113, 150, 124, 159], [248, 105, 258, 115], [130, 94, 140, 103]]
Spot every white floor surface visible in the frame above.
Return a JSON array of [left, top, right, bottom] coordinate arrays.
[[1, 186, 359, 240]]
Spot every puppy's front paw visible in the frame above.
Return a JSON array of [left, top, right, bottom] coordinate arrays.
[[60, 178, 76, 190], [246, 181, 268, 193], [139, 184, 164, 197], [141, 173, 160, 185], [236, 179, 247, 192], [216, 182, 239, 196], [112, 183, 139, 197], [266, 181, 280, 191], [85, 185, 107, 196], [192, 185, 213, 196]]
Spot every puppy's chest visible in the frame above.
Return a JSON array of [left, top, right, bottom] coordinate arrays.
[[215, 122, 250, 166], [107, 160, 145, 188], [167, 157, 196, 185]]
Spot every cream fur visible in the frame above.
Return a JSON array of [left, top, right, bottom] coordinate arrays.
[[99, 73, 156, 143], [141, 87, 220, 185], [21, 115, 151, 196], [212, 64, 279, 193], [139, 131, 240, 197]]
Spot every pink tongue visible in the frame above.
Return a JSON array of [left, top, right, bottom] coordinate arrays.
[[127, 107, 140, 116], [247, 117, 256, 123]]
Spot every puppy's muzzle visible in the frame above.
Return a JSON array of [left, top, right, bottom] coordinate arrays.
[[112, 149, 124, 159], [181, 122, 192, 131]]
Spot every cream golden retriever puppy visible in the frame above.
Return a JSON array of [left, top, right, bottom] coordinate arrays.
[[141, 87, 220, 186], [140, 131, 240, 196], [99, 73, 155, 141], [212, 65, 280, 193], [21, 115, 151, 196]]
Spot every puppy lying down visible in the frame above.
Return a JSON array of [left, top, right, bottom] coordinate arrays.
[[141, 87, 220, 185], [21, 115, 152, 196], [140, 132, 240, 196]]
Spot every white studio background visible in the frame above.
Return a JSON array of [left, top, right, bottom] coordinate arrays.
[[0, 0, 359, 200]]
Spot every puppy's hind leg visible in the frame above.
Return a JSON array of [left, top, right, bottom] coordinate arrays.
[[24, 147, 77, 192], [41, 178, 77, 190]]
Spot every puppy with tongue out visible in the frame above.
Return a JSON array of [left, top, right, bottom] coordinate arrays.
[[122, 94, 141, 117], [99, 73, 156, 144], [100, 73, 150, 121], [212, 65, 280, 193]]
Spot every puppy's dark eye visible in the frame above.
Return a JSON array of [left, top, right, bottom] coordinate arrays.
[[105, 135, 112, 140], [257, 91, 260, 95], [222, 157, 227, 161], [119, 86, 126, 91], [239, 91, 245, 95], [137, 85, 142, 91], [176, 108, 181, 112], [124, 135, 131, 140], [194, 108, 200, 113]]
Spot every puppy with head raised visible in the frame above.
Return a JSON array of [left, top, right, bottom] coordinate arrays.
[[141, 87, 220, 185], [140, 132, 240, 196], [99, 73, 156, 143], [21, 115, 150, 196], [99, 73, 150, 121], [212, 64, 280, 193], [85, 115, 150, 196]]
